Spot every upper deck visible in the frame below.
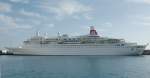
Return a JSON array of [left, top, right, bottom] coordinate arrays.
[[23, 26, 126, 45]]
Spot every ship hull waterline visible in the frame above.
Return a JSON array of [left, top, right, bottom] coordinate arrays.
[[7, 46, 145, 56]]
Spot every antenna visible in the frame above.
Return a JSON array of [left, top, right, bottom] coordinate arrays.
[[44, 32, 48, 38], [35, 31, 40, 37], [57, 32, 60, 36], [57, 32, 61, 40]]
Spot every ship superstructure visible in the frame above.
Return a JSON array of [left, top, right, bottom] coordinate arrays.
[[7, 26, 146, 55]]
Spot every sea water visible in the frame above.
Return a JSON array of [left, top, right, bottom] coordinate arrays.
[[0, 55, 150, 78]]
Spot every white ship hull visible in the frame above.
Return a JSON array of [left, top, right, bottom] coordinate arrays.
[[7, 44, 145, 55]]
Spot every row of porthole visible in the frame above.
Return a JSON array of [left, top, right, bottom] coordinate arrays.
[[38, 46, 129, 48]]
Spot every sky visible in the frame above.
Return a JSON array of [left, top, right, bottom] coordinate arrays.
[[0, 0, 150, 49]]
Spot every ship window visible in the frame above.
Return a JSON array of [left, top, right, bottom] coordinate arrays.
[[121, 44, 124, 46], [116, 44, 120, 46], [73, 38, 75, 41], [64, 39, 67, 41], [137, 46, 143, 48], [131, 48, 134, 51]]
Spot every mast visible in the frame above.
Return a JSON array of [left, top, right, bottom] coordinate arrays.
[[44, 32, 48, 38], [35, 31, 40, 37], [57, 32, 61, 40]]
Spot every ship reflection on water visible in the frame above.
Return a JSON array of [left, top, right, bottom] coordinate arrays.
[[1, 55, 150, 78]]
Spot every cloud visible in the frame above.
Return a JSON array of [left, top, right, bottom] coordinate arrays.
[[47, 24, 55, 28], [101, 22, 113, 27], [40, 0, 93, 20], [10, 0, 30, 4], [83, 14, 93, 20], [131, 15, 150, 27], [15, 18, 41, 26], [138, 22, 150, 26], [15, 24, 33, 29], [126, 0, 150, 4], [0, 14, 33, 32], [0, 14, 54, 33], [69, 32, 80, 36], [133, 21, 150, 26], [0, 2, 11, 12], [56, 0, 92, 15], [0, 14, 17, 27], [20, 9, 43, 18], [141, 0, 150, 3], [140, 16, 150, 21]]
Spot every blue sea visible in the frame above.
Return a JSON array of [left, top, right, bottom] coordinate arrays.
[[1, 55, 150, 78]]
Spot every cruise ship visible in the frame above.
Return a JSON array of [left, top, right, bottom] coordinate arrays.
[[7, 26, 147, 55]]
